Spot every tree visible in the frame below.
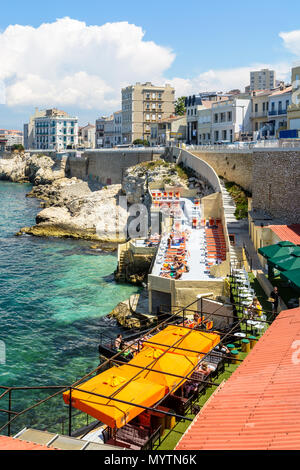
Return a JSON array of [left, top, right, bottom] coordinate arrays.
[[175, 96, 186, 116], [133, 139, 150, 147], [11, 144, 24, 152]]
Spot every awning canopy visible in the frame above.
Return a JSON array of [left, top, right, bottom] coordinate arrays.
[[128, 347, 198, 392], [258, 241, 299, 261], [270, 253, 300, 272], [280, 268, 300, 292], [143, 325, 220, 358], [63, 366, 165, 429]]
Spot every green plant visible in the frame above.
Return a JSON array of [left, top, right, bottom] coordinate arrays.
[[175, 96, 186, 116]]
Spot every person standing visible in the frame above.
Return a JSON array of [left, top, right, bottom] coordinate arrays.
[[270, 286, 279, 316]]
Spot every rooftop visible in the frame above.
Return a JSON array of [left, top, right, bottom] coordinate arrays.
[[0, 435, 54, 451], [269, 224, 300, 245], [176, 307, 300, 450]]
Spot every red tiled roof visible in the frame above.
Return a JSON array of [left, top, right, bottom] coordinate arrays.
[[0, 436, 55, 450], [269, 224, 300, 245], [176, 307, 300, 450]]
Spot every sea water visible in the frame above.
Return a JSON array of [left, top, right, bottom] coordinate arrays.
[[0, 181, 139, 430]]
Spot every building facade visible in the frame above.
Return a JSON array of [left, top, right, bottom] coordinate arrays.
[[113, 111, 122, 146], [34, 109, 78, 151], [24, 108, 48, 149], [121, 82, 175, 144], [251, 90, 271, 138], [268, 86, 292, 138], [95, 116, 109, 148], [149, 115, 187, 146], [211, 98, 251, 143], [103, 115, 114, 148], [0, 129, 23, 150], [186, 93, 225, 144], [78, 124, 96, 149], [250, 69, 276, 91]]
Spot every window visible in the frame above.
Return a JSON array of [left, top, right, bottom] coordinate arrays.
[[227, 112, 232, 121], [255, 103, 258, 113], [152, 93, 156, 99], [214, 114, 218, 123], [222, 130, 227, 140], [214, 131, 219, 141]]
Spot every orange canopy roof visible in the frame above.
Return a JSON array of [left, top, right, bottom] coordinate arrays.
[[129, 347, 198, 392], [143, 325, 220, 358], [63, 365, 165, 429]]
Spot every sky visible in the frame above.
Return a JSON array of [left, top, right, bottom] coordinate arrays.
[[1, 0, 300, 129]]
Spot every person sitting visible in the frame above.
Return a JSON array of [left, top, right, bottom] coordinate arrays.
[[247, 297, 262, 319], [115, 334, 123, 350], [196, 362, 210, 376], [183, 381, 198, 398]]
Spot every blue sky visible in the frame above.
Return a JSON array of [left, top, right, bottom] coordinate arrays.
[[1, 0, 300, 129]]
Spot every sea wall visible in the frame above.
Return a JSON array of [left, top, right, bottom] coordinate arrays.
[[190, 150, 253, 193], [251, 150, 300, 223], [67, 150, 163, 185]]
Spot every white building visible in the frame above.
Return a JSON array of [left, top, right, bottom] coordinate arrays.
[[24, 108, 47, 149], [32, 109, 78, 151], [78, 124, 96, 149], [0, 129, 23, 150], [211, 98, 251, 143]]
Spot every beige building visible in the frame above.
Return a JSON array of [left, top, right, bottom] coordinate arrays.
[[250, 69, 276, 91], [149, 115, 187, 146], [251, 90, 271, 137], [121, 82, 175, 144]]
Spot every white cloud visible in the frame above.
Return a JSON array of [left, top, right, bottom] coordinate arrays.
[[0, 17, 175, 110], [0, 18, 297, 115], [170, 62, 291, 98], [280, 30, 300, 57]]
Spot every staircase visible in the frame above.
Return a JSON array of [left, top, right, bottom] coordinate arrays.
[[117, 251, 130, 282], [13, 428, 120, 451]]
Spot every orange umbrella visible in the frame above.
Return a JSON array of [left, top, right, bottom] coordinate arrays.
[[63, 365, 165, 429], [128, 347, 198, 393], [143, 325, 220, 358]]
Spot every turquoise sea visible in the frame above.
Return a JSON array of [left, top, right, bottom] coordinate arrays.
[[0, 181, 139, 431]]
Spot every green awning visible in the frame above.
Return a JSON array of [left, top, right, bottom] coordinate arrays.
[[280, 268, 300, 292], [258, 242, 299, 260], [269, 253, 300, 271]]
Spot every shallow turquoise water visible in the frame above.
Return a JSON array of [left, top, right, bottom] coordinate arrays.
[[0, 181, 139, 425]]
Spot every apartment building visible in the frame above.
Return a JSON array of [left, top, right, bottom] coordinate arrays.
[[113, 111, 122, 146], [95, 116, 109, 148], [78, 124, 96, 149], [186, 92, 225, 144], [103, 116, 114, 148], [197, 102, 213, 145], [149, 115, 187, 146], [250, 69, 276, 91], [121, 82, 175, 144], [211, 98, 251, 143], [268, 86, 292, 138], [0, 129, 23, 151], [24, 108, 49, 149], [251, 90, 271, 138], [34, 109, 78, 151]]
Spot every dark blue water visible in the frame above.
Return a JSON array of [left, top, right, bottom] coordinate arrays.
[[0, 181, 139, 428]]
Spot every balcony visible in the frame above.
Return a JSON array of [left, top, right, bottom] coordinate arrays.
[[268, 109, 287, 116], [251, 111, 268, 119]]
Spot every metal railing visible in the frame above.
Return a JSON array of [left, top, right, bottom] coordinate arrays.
[[0, 292, 275, 441]]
